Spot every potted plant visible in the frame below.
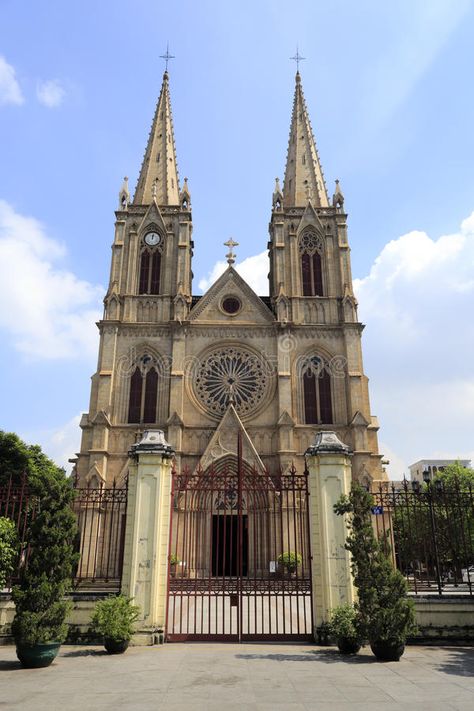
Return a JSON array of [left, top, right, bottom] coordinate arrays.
[[329, 604, 362, 654], [335, 485, 417, 662], [277, 551, 302, 577], [91, 594, 140, 654], [169, 553, 181, 577], [11, 449, 78, 668]]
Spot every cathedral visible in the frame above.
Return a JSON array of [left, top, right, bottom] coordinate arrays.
[[74, 68, 385, 490]]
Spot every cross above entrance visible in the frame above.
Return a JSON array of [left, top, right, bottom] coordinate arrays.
[[224, 238, 239, 265]]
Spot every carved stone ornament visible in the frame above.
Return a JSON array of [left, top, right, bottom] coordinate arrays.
[[305, 430, 352, 456], [129, 430, 175, 459], [299, 230, 323, 255], [193, 346, 271, 418]]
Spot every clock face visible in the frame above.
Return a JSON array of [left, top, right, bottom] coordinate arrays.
[[144, 231, 161, 246]]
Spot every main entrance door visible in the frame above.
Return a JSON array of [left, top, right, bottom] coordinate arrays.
[[166, 437, 313, 641]]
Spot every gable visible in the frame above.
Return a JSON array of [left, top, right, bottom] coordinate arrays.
[[189, 266, 274, 325]]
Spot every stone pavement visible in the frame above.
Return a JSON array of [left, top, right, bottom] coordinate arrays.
[[1, 643, 473, 711]]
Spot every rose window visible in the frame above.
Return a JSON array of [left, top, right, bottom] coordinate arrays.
[[193, 346, 270, 417]]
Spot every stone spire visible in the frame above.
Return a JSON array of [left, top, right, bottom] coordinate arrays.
[[133, 71, 180, 206], [283, 72, 329, 208]]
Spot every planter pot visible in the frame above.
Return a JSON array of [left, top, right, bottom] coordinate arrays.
[[104, 638, 129, 655], [337, 637, 361, 655], [370, 640, 405, 662], [16, 642, 61, 669]]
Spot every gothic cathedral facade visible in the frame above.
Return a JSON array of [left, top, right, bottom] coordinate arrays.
[[74, 70, 386, 488]]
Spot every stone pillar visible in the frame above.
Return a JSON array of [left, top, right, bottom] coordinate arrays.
[[121, 430, 175, 640], [305, 431, 355, 634]]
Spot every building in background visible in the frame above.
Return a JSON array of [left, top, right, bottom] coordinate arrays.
[[409, 459, 472, 484]]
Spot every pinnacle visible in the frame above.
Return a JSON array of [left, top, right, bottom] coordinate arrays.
[[282, 73, 329, 208], [133, 71, 180, 206]]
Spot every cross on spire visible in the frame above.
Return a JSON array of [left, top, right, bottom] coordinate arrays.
[[160, 42, 175, 72], [224, 238, 239, 265], [290, 46, 306, 72]]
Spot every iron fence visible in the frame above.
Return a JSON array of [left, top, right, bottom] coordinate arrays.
[[372, 481, 474, 596], [0, 476, 128, 591]]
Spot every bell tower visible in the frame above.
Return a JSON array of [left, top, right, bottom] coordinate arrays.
[[269, 71, 384, 484], [104, 70, 193, 327], [75, 70, 194, 487]]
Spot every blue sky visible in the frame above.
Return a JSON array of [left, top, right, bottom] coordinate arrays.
[[0, 0, 473, 477]]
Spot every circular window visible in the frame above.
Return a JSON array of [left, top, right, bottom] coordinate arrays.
[[193, 345, 270, 417], [221, 296, 241, 315]]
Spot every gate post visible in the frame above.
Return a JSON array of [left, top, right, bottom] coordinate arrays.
[[121, 431, 175, 640], [305, 431, 355, 635]]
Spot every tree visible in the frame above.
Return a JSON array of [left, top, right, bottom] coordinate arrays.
[[334, 484, 417, 648], [0, 517, 18, 589], [0, 431, 79, 645], [0, 430, 69, 489]]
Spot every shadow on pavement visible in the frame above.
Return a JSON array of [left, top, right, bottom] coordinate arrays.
[[235, 647, 377, 664], [0, 659, 23, 671], [61, 648, 108, 657], [434, 647, 474, 677]]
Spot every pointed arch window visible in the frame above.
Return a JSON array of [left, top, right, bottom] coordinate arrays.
[[127, 359, 159, 424], [300, 231, 324, 296], [302, 356, 333, 425], [138, 247, 162, 295]]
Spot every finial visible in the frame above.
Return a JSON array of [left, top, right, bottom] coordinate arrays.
[[160, 42, 175, 73], [119, 176, 130, 210], [290, 46, 306, 74], [224, 238, 239, 266], [332, 179, 344, 210]]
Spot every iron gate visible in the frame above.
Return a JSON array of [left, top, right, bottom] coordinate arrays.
[[166, 438, 313, 641]]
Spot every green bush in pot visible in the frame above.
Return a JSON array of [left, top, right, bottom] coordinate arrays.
[[334, 484, 417, 661], [329, 604, 362, 654], [91, 594, 140, 654]]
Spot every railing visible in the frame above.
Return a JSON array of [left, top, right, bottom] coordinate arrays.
[[72, 481, 128, 590], [372, 481, 474, 597], [0, 476, 128, 592]]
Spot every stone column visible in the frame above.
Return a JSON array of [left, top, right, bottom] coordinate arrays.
[[305, 431, 355, 634], [121, 430, 175, 641]]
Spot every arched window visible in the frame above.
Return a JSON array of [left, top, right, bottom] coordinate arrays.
[[300, 231, 324, 296], [138, 248, 162, 295], [128, 367, 143, 423], [127, 360, 159, 424], [302, 356, 333, 425]]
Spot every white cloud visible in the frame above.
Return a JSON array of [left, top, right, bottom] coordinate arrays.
[[22, 414, 82, 474], [36, 79, 66, 108], [355, 211, 474, 478], [0, 56, 24, 106], [0, 200, 104, 359], [198, 250, 269, 294]]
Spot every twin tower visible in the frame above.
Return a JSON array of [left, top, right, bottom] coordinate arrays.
[[73, 70, 385, 487]]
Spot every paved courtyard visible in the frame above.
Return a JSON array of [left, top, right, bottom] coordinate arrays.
[[1, 643, 473, 711]]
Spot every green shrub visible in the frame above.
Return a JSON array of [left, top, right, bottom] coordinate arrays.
[[91, 595, 140, 642], [0, 517, 18, 589], [329, 604, 360, 642], [277, 551, 302, 572]]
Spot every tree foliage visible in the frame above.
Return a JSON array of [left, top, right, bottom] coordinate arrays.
[[2, 431, 79, 645], [335, 484, 417, 645], [0, 517, 18, 589], [393, 463, 474, 579]]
